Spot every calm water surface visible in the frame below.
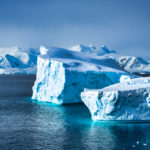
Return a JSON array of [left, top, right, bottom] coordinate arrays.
[[0, 75, 150, 150], [0, 96, 150, 150]]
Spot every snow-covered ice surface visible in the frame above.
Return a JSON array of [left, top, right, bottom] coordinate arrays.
[[81, 77, 150, 121], [68, 44, 116, 56], [32, 46, 134, 104], [0, 46, 39, 74], [69, 44, 150, 76]]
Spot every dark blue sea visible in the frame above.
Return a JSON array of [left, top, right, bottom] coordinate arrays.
[[0, 75, 150, 150]]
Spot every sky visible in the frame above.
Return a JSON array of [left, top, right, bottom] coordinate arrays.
[[0, 0, 150, 59]]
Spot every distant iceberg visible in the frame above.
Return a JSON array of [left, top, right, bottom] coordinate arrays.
[[81, 77, 150, 121], [32, 46, 133, 104]]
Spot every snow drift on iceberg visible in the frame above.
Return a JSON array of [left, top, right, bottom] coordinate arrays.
[[81, 77, 150, 121], [32, 46, 133, 104]]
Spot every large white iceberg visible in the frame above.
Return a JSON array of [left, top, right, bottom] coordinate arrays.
[[32, 46, 133, 104], [81, 77, 150, 121]]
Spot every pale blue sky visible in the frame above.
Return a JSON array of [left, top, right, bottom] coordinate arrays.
[[0, 0, 150, 58]]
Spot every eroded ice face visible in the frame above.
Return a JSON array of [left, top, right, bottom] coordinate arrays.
[[81, 77, 150, 121]]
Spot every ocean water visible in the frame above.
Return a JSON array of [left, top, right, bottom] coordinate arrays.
[[0, 75, 150, 150]]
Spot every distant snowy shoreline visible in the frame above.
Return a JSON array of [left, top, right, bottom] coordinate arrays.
[[0, 45, 150, 76]]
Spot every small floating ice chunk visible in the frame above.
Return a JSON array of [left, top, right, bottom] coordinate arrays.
[[136, 141, 140, 145], [143, 143, 147, 146]]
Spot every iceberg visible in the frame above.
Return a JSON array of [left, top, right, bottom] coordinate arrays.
[[81, 77, 150, 121], [32, 46, 133, 104]]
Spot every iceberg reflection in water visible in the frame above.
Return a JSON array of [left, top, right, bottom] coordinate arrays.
[[0, 95, 150, 150]]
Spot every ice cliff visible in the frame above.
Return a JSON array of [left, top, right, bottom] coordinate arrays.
[[81, 77, 150, 121], [32, 46, 133, 104], [0, 46, 39, 74]]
